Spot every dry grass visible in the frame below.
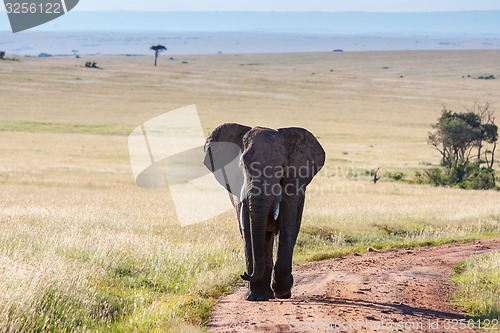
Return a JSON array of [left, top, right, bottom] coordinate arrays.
[[1, 50, 500, 331]]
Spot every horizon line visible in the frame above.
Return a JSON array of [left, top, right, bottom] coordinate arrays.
[[2, 9, 500, 13]]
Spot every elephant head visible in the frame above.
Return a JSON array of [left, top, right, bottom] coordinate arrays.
[[204, 123, 325, 300]]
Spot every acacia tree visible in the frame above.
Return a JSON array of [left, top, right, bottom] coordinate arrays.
[[427, 109, 481, 168], [150, 45, 167, 66], [470, 102, 498, 168], [427, 103, 498, 183]]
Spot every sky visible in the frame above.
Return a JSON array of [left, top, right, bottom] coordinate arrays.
[[2, 0, 500, 12], [1, 1, 500, 33], [71, 0, 500, 12]]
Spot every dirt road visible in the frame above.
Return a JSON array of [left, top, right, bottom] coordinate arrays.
[[208, 238, 500, 332]]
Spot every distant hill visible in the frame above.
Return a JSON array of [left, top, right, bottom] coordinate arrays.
[[1, 11, 500, 35]]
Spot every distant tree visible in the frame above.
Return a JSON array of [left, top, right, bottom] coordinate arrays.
[[469, 102, 498, 168], [72, 49, 80, 58], [428, 104, 497, 170], [150, 45, 167, 66], [426, 103, 498, 187], [427, 109, 481, 169]]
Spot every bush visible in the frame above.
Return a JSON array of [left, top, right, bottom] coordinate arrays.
[[386, 171, 405, 181], [421, 168, 448, 186], [421, 163, 497, 190], [462, 165, 496, 190]]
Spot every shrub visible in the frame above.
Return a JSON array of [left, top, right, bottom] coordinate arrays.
[[421, 163, 497, 190], [386, 171, 405, 181]]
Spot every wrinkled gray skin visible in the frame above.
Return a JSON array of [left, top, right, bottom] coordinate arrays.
[[203, 123, 325, 301]]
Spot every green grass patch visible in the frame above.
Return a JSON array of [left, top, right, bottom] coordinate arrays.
[[452, 251, 500, 327], [294, 219, 500, 264], [11, 282, 133, 333], [0, 120, 132, 136], [3, 212, 500, 332]]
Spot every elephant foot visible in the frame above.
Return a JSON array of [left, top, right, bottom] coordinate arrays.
[[272, 274, 293, 299], [272, 284, 292, 299], [245, 287, 275, 301], [274, 290, 291, 299]]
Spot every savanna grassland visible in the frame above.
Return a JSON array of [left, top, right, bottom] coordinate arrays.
[[1, 50, 500, 331]]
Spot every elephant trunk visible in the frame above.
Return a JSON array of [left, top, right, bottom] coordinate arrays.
[[240, 198, 269, 283]]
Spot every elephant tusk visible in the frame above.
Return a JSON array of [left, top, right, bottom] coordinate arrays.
[[239, 204, 246, 231], [274, 202, 280, 221]]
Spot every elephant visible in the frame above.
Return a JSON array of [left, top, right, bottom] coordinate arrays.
[[203, 123, 325, 301]]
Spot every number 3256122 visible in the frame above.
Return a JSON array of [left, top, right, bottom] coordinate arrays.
[[5, 2, 62, 14]]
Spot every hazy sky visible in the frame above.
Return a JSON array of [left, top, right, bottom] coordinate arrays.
[[1, 0, 500, 12], [70, 0, 500, 12]]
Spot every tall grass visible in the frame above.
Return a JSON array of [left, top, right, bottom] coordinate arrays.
[[452, 252, 500, 325], [1, 52, 500, 331], [0, 198, 244, 332], [1, 179, 499, 331], [295, 179, 500, 262]]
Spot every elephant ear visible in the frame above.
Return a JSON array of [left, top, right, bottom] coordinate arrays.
[[203, 123, 251, 197], [278, 127, 326, 192]]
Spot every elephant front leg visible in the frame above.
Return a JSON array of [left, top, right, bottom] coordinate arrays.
[[272, 237, 294, 299], [245, 231, 275, 301], [272, 196, 304, 299]]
